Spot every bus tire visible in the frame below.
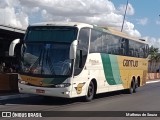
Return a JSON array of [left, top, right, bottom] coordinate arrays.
[[133, 80, 138, 93], [127, 80, 136, 94], [133, 80, 137, 93], [84, 81, 95, 102]]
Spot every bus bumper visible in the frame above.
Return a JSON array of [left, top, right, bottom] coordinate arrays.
[[18, 83, 71, 98]]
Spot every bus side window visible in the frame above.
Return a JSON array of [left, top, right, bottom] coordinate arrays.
[[139, 48, 143, 58], [144, 45, 149, 58], [135, 49, 139, 57], [129, 49, 134, 57], [120, 38, 129, 56], [119, 48, 124, 55], [75, 49, 84, 68], [75, 50, 81, 68], [74, 49, 88, 75]]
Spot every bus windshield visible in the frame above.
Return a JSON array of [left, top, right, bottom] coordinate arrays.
[[25, 26, 77, 43], [21, 26, 78, 76]]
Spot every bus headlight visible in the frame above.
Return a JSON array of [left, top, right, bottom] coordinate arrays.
[[55, 83, 71, 88], [18, 80, 28, 85]]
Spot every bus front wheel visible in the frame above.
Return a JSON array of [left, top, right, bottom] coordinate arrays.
[[84, 81, 95, 102]]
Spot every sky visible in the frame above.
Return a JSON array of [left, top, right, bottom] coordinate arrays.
[[0, 0, 160, 49]]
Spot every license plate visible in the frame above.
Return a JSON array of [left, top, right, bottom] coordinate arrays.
[[36, 89, 45, 93]]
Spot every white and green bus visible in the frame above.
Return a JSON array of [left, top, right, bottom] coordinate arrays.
[[10, 22, 149, 101]]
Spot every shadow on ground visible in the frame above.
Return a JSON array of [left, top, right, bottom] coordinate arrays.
[[0, 90, 129, 106]]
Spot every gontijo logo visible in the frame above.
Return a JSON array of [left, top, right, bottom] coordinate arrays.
[[123, 59, 138, 67]]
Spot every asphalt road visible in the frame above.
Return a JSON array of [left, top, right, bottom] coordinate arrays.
[[1, 82, 160, 120]]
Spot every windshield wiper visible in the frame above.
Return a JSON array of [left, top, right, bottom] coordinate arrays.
[[38, 49, 42, 65]]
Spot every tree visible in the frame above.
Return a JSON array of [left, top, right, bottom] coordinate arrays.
[[149, 46, 160, 72]]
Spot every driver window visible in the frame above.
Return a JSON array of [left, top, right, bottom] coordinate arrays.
[[74, 28, 90, 76]]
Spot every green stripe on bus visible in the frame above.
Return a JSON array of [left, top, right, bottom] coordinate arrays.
[[101, 53, 116, 85], [109, 55, 122, 84]]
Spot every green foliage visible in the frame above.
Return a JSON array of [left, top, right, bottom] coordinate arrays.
[[149, 46, 159, 62], [149, 46, 160, 72]]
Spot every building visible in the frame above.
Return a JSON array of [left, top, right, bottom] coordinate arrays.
[[0, 24, 25, 72]]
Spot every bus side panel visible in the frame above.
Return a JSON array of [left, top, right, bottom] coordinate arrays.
[[71, 53, 105, 98], [71, 53, 148, 98], [101, 54, 124, 92], [117, 56, 148, 88]]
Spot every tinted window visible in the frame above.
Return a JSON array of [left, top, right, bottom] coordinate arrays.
[[90, 29, 121, 55], [103, 34, 120, 55], [26, 26, 78, 43], [129, 40, 148, 58], [90, 29, 102, 53], [74, 28, 90, 75], [22, 43, 72, 76], [89, 28, 148, 58]]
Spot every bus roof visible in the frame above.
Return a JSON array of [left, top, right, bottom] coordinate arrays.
[[30, 22, 93, 29], [29, 21, 148, 44], [100, 27, 148, 44]]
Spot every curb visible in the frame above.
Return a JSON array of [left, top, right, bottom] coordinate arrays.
[[146, 80, 160, 84]]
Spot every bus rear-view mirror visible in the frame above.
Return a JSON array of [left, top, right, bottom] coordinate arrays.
[[9, 39, 21, 56]]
